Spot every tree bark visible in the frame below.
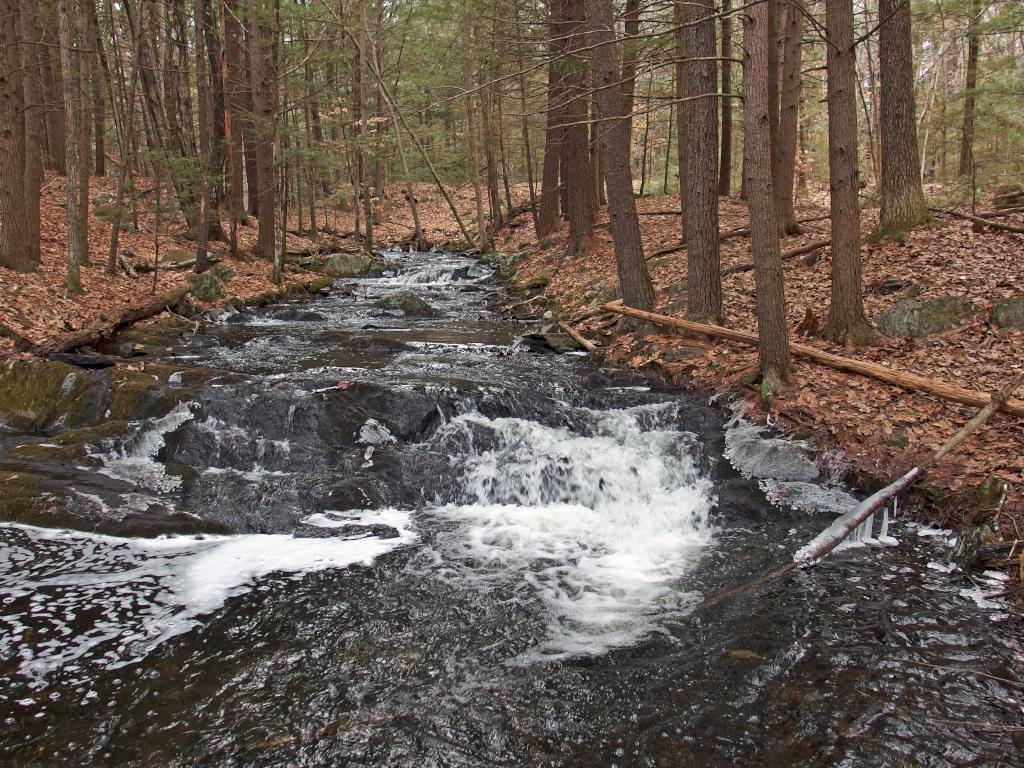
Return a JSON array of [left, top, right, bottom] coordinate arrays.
[[875, 0, 931, 237], [743, 0, 792, 391], [222, 0, 247, 251], [822, 0, 874, 347], [586, 0, 654, 310], [620, 0, 640, 138], [682, 0, 722, 323], [537, 0, 566, 238], [0, 0, 38, 272], [561, 0, 593, 261], [775, 0, 804, 235], [958, 0, 980, 178], [57, 0, 86, 292], [250, 0, 277, 261], [718, 0, 733, 197]]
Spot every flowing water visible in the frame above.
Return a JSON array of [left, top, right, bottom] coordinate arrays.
[[1, 251, 1021, 766]]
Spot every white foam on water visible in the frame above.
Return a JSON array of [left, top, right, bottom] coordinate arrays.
[[0, 512, 414, 679], [416, 403, 715, 662], [89, 402, 196, 492]]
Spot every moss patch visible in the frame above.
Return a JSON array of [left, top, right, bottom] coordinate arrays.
[[0, 360, 104, 432]]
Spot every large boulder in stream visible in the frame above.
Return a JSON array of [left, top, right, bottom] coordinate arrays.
[[876, 295, 976, 338], [319, 252, 392, 278], [518, 332, 584, 354], [376, 291, 437, 317], [0, 360, 104, 431]]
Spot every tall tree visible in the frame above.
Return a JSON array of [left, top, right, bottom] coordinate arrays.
[[822, 0, 874, 346], [57, 0, 86, 292], [744, 0, 792, 393], [537, 0, 566, 238], [586, 0, 654, 310], [682, 0, 722, 323], [561, 0, 593, 261], [718, 0, 733, 197], [875, 0, 931, 238], [222, 0, 247, 252], [775, 0, 804, 235], [958, 0, 980, 178], [250, 0, 278, 261], [0, 0, 38, 272]]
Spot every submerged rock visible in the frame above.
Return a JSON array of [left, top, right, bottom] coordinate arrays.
[[375, 291, 437, 317], [877, 295, 976, 338]]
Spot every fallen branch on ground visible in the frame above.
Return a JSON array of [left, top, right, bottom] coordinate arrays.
[[645, 215, 833, 260], [32, 287, 191, 357], [599, 301, 1024, 417], [934, 208, 1024, 234], [133, 256, 221, 273], [696, 370, 1024, 613], [721, 239, 831, 277], [558, 321, 601, 354]]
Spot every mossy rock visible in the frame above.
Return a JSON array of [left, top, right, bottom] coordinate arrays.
[[8, 419, 133, 464], [524, 272, 551, 291], [876, 295, 976, 338], [376, 291, 437, 317], [317, 252, 387, 278], [210, 263, 236, 283], [119, 316, 196, 351], [0, 360, 104, 432], [991, 297, 1024, 330], [0, 471, 68, 526], [303, 275, 334, 293], [187, 272, 224, 303]]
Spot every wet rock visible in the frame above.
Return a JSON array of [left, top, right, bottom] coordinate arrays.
[[0, 359, 104, 432], [319, 252, 389, 278], [876, 295, 976, 338], [991, 297, 1024, 330], [271, 309, 328, 322], [518, 332, 583, 354], [523, 271, 551, 293], [375, 291, 437, 317], [952, 524, 1000, 568], [47, 352, 119, 369]]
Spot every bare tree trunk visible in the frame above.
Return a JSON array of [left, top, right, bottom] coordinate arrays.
[[20, 3, 43, 270], [83, 0, 104, 177], [744, 0, 792, 392], [620, 0, 640, 138], [562, 0, 593, 262], [40, 11, 68, 174], [537, 0, 565, 238], [682, 0, 722, 323], [194, 0, 213, 273], [718, 0, 733, 197], [467, 87, 491, 252], [242, 18, 259, 216], [251, 0, 277, 261], [875, 0, 931, 238], [586, 0, 654, 310], [0, 0, 38, 272], [519, 67, 540, 236], [775, 0, 803, 235], [222, 0, 246, 256], [822, 0, 875, 347], [674, 0, 687, 233], [958, 0, 979, 177], [57, 0, 85, 292]]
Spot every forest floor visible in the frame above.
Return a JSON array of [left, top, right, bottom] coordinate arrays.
[[2, 174, 1022, 582]]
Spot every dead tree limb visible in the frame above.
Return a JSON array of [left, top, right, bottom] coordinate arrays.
[[33, 287, 191, 356], [934, 208, 1024, 234], [558, 321, 601, 354], [133, 257, 222, 273], [600, 301, 1024, 416], [721, 239, 831, 276]]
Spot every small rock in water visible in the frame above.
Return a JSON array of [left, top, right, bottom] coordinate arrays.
[[375, 291, 437, 317]]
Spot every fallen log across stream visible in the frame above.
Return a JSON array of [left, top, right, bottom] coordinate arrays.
[[599, 301, 1024, 417], [696, 370, 1024, 613]]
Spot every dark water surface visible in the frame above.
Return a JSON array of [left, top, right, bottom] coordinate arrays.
[[1, 251, 1021, 766]]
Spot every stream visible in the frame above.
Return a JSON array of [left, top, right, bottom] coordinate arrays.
[[1, 250, 1022, 766]]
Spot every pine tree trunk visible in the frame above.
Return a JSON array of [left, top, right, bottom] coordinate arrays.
[[822, 0, 874, 347], [775, 0, 803, 235], [41, 12, 68, 174], [875, 0, 931, 237], [242, 17, 259, 217], [58, 0, 85, 292], [467, 88, 491, 252], [620, 0, 640, 139], [194, 0, 213, 272], [718, 0, 732, 197], [19, 2, 43, 269], [0, 0, 37, 271], [586, 0, 654, 311], [562, 0, 593, 261], [743, 0, 792, 391], [251, 0, 277, 261], [674, 0, 687, 233], [682, 0, 722, 323], [222, 0, 247, 236], [537, 0, 565, 238], [958, 0, 979, 177]]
